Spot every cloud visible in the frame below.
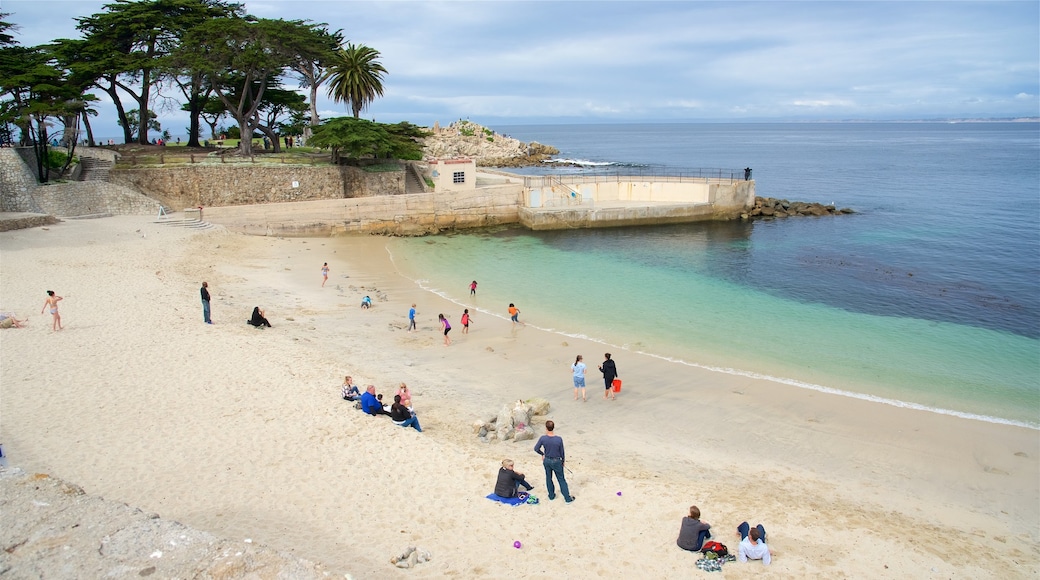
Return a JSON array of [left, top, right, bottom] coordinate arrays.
[[3, 0, 1037, 138]]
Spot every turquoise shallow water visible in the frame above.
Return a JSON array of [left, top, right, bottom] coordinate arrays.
[[387, 123, 1039, 427], [386, 228, 1039, 428]]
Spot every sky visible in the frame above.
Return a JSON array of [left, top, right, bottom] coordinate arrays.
[[2, 0, 1038, 141]]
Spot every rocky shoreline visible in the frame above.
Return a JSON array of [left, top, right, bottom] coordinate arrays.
[[421, 120, 558, 167], [743, 196, 855, 220]]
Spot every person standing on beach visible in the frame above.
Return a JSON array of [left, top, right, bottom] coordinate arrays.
[[508, 303, 524, 326], [321, 262, 329, 287], [41, 290, 63, 331], [470, 280, 478, 296], [408, 304, 417, 331], [461, 309, 472, 334], [599, 353, 618, 400], [200, 282, 212, 324], [439, 313, 452, 346], [533, 420, 574, 502], [572, 355, 587, 401]]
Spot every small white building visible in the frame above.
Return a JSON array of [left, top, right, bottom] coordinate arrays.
[[429, 158, 475, 192]]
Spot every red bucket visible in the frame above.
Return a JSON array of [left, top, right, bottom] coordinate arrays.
[[612, 379, 622, 393]]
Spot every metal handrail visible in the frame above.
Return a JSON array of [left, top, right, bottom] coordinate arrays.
[[523, 167, 745, 188]]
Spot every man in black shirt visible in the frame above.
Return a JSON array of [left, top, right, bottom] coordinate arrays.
[[200, 281, 212, 324]]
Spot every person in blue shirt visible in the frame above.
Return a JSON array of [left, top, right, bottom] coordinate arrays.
[[533, 420, 574, 502], [360, 385, 390, 416], [408, 304, 417, 331]]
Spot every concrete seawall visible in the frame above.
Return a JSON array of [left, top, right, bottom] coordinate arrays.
[[204, 184, 524, 236], [520, 179, 754, 230]]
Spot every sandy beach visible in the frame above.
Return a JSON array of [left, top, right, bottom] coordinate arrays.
[[1, 215, 1037, 578]]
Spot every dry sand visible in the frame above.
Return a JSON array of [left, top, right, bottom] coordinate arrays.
[[1, 215, 1037, 579]]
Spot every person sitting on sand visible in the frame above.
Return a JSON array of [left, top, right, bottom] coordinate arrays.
[[390, 394, 422, 432], [395, 382, 412, 408], [494, 458, 534, 498], [360, 385, 390, 416], [0, 312, 26, 329], [676, 505, 712, 552], [248, 306, 272, 328], [361, 296, 372, 309], [736, 522, 771, 565], [341, 376, 360, 401]]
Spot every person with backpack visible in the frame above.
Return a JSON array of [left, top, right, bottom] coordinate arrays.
[[676, 505, 712, 551]]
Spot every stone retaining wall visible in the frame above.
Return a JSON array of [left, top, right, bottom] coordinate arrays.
[[0, 148, 44, 213], [0, 148, 162, 218], [33, 181, 161, 217], [110, 164, 404, 211]]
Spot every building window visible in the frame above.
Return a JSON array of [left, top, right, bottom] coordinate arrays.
[[453, 171, 465, 184]]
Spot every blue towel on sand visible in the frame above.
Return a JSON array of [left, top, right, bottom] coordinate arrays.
[[486, 493, 526, 506]]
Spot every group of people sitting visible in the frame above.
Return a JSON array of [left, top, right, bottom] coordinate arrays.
[[341, 376, 421, 432], [677, 505, 772, 565]]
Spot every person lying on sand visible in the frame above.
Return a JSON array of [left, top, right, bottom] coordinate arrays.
[[0, 313, 26, 329], [736, 522, 771, 565]]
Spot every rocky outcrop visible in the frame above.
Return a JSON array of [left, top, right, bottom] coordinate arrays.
[[422, 121, 558, 167], [473, 398, 549, 443], [743, 196, 854, 220]]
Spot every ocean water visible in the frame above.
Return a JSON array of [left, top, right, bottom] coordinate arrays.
[[385, 123, 1040, 427]]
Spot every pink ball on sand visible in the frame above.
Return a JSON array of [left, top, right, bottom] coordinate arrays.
[[513, 541, 522, 549]]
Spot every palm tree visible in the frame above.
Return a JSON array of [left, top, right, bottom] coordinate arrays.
[[324, 43, 387, 119]]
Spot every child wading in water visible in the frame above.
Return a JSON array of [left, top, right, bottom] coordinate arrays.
[[439, 313, 452, 346], [461, 309, 472, 334]]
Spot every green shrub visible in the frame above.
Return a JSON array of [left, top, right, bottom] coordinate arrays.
[[46, 149, 69, 169]]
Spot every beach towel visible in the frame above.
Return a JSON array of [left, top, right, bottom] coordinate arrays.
[[486, 493, 526, 506]]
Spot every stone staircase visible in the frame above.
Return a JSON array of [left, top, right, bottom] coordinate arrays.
[[78, 157, 113, 181], [154, 209, 214, 230], [404, 163, 426, 194]]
